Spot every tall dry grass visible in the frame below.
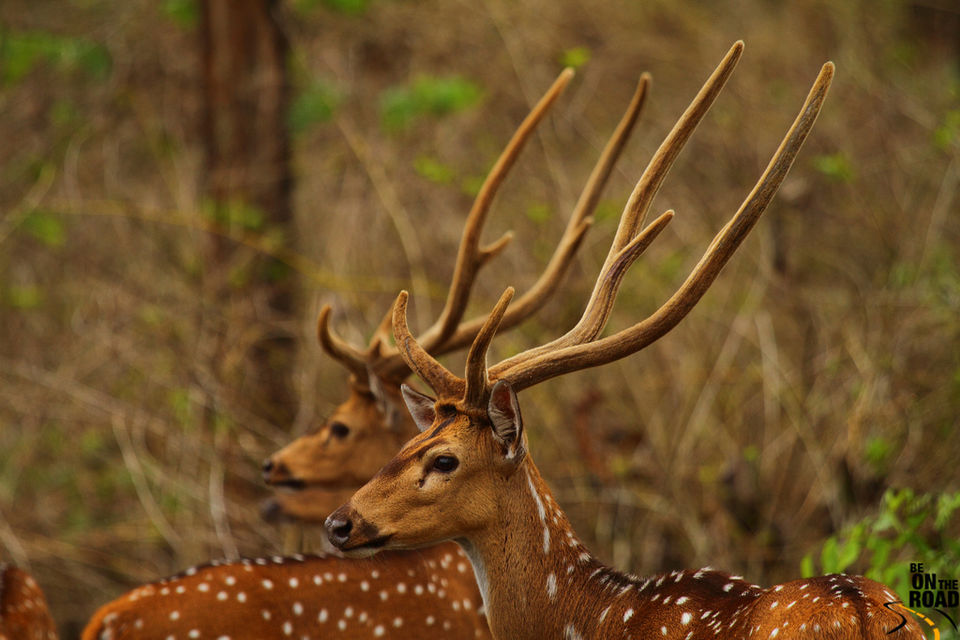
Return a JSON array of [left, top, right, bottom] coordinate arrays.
[[1, 0, 957, 634]]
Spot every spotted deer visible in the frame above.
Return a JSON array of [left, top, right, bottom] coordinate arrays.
[[82, 64, 652, 640], [0, 565, 58, 640], [324, 43, 925, 640]]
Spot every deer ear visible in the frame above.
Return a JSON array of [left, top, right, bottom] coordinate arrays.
[[488, 380, 525, 461], [368, 369, 403, 432], [400, 384, 436, 433]]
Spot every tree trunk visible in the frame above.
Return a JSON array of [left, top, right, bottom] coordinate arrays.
[[200, 0, 296, 427]]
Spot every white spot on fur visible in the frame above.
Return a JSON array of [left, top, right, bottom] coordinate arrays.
[[547, 573, 557, 601]]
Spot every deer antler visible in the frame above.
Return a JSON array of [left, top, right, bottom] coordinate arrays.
[[493, 60, 834, 391], [320, 66, 651, 386], [392, 45, 834, 407]]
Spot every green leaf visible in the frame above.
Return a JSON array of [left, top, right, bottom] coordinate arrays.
[[380, 75, 482, 132], [935, 492, 960, 530], [864, 436, 894, 472], [72, 40, 112, 78], [525, 202, 552, 224], [289, 80, 340, 133], [559, 46, 591, 69], [933, 108, 960, 151], [22, 210, 66, 247], [294, 0, 369, 14], [414, 155, 455, 184], [460, 175, 485, 198], [835, 528, 863, 573], [162, 0, 198, 28], [820, 536, 839, 572], [202, 198, 265, 231], [6, 285, 43, 309], [322, 0, 369, 13], [813, 152, 854, 183], [0, 29, 111, 84], [800, 554, 815, 578]]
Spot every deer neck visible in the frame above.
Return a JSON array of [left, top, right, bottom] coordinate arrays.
[[456, 458, 621, 640]]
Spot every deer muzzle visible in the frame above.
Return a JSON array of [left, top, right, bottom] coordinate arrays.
[[324, 504, 392, 554]]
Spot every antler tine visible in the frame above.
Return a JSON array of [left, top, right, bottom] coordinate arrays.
[[494, 209, 674, 373], [492, 60, 834, 391], [317, 305, 370, 383], [436, 73, 652, 354], [463, 287, 515, 409], [366, 302, 395, 361], [604, 40, 743, 265], [392, 291, 465, 397], [414, 68, 576, 354]]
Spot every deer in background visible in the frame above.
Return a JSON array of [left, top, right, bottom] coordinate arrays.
[[82, 62, 651, 640], [325, 43, 924, 640], [0, 565, 57, 640]]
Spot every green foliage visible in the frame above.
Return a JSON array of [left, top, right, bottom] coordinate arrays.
[[559, 46, 591, 69], [803, 489, 960, 636], [161, 0, 198, 28], [460, 174, 485, 198], [22, 210, 66, 247], [294, 0, 370, 14], [813, 151, 855, 183], [5, 285, 43, 309], [168, 388, 195, 429], [202, 198, 265, 232], [864, 436, 894, 473], [288, 80, 341, 134], [380, 75, 483, 132], [50, 99, 81, 127], [0, 28, 111, 85], [933, 109, 960, 151], [414, 155, 455, 184], [525, 202, 552, 224]]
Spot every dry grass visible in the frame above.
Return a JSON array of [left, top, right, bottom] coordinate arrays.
[[1, 0, 958, 634]]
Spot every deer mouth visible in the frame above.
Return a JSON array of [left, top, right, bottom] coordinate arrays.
[[268, 478, 307, 491], [342, 533, 393, 553]]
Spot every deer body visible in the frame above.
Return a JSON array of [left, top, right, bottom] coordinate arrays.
[[0, 565, 58, 640], [82, 548, 488, 640], [460, 461, 916, 639]]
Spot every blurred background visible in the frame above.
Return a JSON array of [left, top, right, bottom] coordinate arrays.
[[1, 0, 958, 636]]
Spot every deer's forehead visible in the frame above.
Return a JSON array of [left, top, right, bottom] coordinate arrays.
[[389, 416, 476, 460]]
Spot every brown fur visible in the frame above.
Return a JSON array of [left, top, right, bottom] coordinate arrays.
[[81, 549, 489, 640], [0, 565, 58, 640]]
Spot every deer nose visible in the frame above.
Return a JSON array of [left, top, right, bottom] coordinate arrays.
[[261, 457, 288, 484], [324, 507, 354, 548]]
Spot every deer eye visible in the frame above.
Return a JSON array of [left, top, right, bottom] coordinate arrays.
[[330, 422, 350, 439], [432, 455, 459, 473]]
